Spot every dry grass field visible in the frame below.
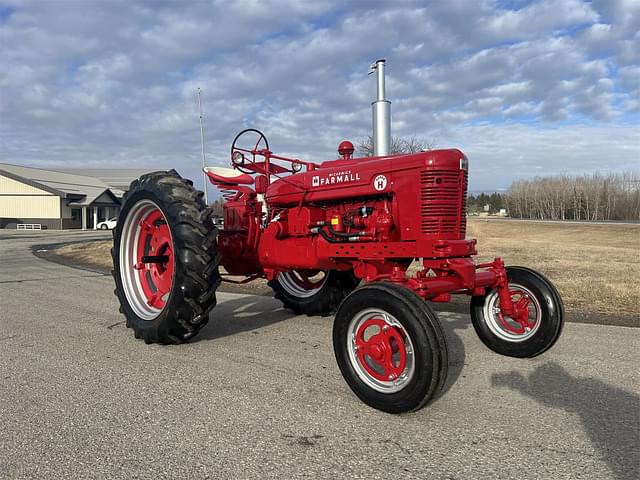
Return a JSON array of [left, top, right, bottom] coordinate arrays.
[[467, 219, 639, 320], [54, 219, 639, 322], [55, 240, 113, 269]]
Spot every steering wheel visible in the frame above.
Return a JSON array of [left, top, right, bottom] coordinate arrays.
[[230, 128, 269, 173]]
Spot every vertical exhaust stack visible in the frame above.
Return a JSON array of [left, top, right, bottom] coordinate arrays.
[[371, 59, 391, 156]]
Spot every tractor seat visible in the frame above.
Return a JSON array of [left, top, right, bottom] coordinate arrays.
[[203, 166, 254, 185]]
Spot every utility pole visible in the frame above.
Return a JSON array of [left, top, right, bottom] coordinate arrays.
[[197, 88, 209, 204]]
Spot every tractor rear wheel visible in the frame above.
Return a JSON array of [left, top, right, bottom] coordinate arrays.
[[268, 269, 359, 316], [333, 283, 448, 413], [470, 266, 564, 358], [112, 170, 220, 344]]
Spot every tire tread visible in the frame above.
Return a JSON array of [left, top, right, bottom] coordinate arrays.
[[112, 170, 220, 344]]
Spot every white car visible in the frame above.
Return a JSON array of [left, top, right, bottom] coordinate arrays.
[[97, 217, 118, 230]]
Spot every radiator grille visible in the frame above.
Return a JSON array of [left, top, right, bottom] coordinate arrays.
[[420, 169, 468, 238]]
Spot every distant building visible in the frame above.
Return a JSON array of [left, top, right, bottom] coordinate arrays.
[[55, 168, 154, 192], [0, 164, 153, 229]]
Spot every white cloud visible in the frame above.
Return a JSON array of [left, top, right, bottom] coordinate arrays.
[[0, 0, 637, 192], [447, 123, 640, 189], [480, 0, 598, 40]]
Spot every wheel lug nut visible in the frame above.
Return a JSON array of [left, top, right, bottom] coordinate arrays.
[[382, 325, 389, 332]]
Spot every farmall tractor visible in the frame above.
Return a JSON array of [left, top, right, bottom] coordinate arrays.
[[113, 60, 563, 413]]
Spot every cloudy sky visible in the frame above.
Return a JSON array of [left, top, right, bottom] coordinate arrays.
[[0, 0, 638, 192]]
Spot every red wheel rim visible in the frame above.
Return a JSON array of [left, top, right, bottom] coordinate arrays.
[[133, 208, 174, 309], [483, 284, 542, 342], [497, 288, 536, 335], [355, 317, 407, 382], [347, 308, 416, 393]]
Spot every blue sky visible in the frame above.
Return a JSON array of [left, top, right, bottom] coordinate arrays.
[[0, 0, 638, 191]]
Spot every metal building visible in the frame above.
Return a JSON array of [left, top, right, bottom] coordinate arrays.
[[0, 164, 150, 230]]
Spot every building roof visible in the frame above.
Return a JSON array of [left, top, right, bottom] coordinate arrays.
[[0, 163, 119, 206], [54, 168, 156, 192]]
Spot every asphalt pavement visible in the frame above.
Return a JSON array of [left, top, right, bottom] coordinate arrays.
[[0, 230, 638, 479]]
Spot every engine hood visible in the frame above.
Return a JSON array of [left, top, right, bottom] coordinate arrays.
[[266, 149, 466, 205]]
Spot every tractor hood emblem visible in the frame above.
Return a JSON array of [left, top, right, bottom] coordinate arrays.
[[373, 174, 388, 191], [311, 170, 361, 187]]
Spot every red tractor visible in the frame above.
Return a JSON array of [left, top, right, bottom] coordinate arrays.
[[112, 60, 563, 413]]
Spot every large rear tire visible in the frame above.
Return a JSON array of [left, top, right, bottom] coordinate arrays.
[[112, 170, 220, 344], [333, 283, 448, 413], [269, 269, 359, 316]]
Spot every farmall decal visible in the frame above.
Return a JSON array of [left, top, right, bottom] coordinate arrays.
[[311, 170, 361, 187]]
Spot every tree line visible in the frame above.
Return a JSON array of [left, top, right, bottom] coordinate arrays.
[[467, 192, 506, 214], [505, 172, 640, 221]]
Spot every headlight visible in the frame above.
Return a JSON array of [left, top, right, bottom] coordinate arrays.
[[232, 151, 245, 165]]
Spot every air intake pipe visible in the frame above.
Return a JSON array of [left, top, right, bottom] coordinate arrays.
[[371, 59, 391, 156]]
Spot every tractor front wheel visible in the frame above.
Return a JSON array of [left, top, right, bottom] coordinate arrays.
[[269, 269, 358, 316], [333, 283, 448, 413], [112, 170, 220, 344], [470, 266, 564, 358]]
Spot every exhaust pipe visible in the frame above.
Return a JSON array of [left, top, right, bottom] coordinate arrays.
[[371, 59, 391, 156]]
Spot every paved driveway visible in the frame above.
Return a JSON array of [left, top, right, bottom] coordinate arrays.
[[0, 231, 638, 479]]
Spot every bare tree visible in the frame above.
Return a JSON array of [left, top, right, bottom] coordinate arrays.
[[505, 172, 640, 221], [357, 135, 437, 157]]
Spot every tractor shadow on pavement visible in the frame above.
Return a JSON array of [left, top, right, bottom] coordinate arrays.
[[195, 294, 297, 341], [492, 363, 640, 480]]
